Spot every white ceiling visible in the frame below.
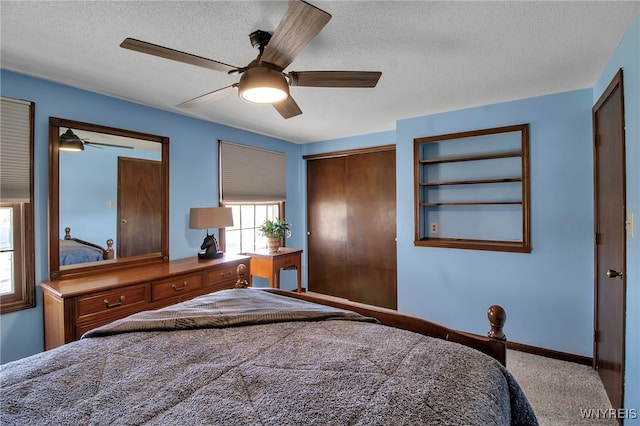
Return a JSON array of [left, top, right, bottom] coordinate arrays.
[[2, 1, 638, 144]]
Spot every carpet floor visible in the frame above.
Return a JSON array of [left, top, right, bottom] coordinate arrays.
[[506, 349, 617, 425]]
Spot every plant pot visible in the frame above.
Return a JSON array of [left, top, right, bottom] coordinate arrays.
[[266, 237, 281, 253]]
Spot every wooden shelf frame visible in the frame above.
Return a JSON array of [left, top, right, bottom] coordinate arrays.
[[418, 150, 522, 164], [420, 177, 522, 187], [414, 124, 531, 253], [420, 201, 522, 207]]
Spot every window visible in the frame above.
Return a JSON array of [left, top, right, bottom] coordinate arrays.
[[218, 141, 287, 254], [0, 97, 35, 313], [1, 204, 25, 299], [222, 202, 283, 254]]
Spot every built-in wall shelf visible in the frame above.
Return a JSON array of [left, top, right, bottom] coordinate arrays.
[[414, 124, 531, 253], [421, 177, 522, 186], [420, 201, 523, 207], [418, 150, 522, 164]]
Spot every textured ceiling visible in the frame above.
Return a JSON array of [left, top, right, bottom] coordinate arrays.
[[1, 1, 638, 143]]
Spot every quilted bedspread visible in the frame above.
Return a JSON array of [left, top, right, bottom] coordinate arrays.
[[1, 289, 538, 425], [59, 239, 104, 265]]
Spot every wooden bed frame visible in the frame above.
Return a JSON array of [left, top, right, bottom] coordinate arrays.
[[63, 227, 114, 260], [233, 264, 507, 365]]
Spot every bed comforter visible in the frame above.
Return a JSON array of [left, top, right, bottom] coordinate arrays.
[[1, 289, 537, 425], [59, 239, 104, 265]]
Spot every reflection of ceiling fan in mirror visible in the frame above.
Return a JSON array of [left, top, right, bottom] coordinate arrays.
[[119, 0, 381, 119], [59, 129, 134, 152]]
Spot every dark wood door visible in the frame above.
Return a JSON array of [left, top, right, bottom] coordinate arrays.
[[307, 148, 397, 309], [593, 69, 626, 412], [307, 157, 348, 299], [117, 157, 162, 257]]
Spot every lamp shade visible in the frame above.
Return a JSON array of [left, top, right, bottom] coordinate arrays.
[[238, 66, 289, 104], [59, 128, 85, 151], [189, 207, 234, 230]]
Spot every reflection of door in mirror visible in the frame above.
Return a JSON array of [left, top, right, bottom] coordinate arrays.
[[59, 129, 162, 266], [117, 157, 162, 257]]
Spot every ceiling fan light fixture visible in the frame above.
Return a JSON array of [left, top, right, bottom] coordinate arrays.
[[59, 128, 85, 151], [238, 66, 289, 104]]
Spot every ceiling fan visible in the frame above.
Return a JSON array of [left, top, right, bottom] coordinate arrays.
[[59, 129, 134, 152], [119, 0, 381, 119]]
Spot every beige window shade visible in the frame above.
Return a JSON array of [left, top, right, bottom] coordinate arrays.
[[220, 141, 286, 202], [0, 97, 33, 203]]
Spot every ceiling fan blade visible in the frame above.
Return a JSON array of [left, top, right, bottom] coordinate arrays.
[[273, 96, 302, 119], [176, 85, 238, 108], [260, 0, 331, 70], [289, 71, 382, 88], [120, 38, 238, 73], [84, 141, 133, 150]]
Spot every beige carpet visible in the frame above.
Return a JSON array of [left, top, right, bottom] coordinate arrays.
[[506, 349, 617, 425]]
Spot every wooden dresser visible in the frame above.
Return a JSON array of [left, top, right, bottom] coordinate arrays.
[[40, 254, 249, 350]]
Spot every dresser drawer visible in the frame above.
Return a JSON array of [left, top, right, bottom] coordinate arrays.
[[152, 273, 203, 302], [206, 264, 238, 289], [76, 316, 122, 339], [76, 284, 148, 320], [273, 253, 298, 271]]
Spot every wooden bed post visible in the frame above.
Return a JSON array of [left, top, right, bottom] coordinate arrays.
[[487, 305, 506, 340], [235, 264, 250, 288], [105, 239, 114, 260], [482, 305, 508, 366]]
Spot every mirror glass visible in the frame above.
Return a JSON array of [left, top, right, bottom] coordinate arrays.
[[49, 117, 169, 279]]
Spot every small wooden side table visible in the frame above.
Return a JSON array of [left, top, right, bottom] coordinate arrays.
[[245, 247, 303, 293]]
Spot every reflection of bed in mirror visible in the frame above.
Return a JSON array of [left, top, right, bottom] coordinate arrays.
[[60, 227, 114, 266]]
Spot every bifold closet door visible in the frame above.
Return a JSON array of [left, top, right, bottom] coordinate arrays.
[[307, 149, 396, 309]]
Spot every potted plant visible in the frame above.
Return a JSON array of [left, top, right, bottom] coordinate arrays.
[[258, 218, 292, 253]]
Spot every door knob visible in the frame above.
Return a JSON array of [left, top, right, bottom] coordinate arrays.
[[606, 269, 623, 278], [121, 218, 128, 223]]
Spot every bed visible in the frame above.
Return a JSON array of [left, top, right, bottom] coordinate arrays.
[[1, 266, 537, 425], [59, 227, 114, 266]]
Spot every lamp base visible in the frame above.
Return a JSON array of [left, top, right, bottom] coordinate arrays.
[[198, 251, 224, 260]]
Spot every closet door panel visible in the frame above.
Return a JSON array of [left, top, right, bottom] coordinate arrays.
[[346, 150, 397, 308], [346, 266, 397, 309], [307, 157, 348, 299]]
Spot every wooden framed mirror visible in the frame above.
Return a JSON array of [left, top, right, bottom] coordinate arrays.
[[48, 117, 169, 279]]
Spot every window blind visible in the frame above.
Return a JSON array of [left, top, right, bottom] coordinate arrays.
[[220, 141, 286, 202], [0, 97, 33, 203]]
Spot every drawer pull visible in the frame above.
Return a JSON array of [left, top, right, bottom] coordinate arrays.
[[172, 282, 188, 291], [104, 295, 125, 308], [220, 271, 232, 278]]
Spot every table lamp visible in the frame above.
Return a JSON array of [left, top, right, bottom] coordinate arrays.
[[189, 207, 234, 259]]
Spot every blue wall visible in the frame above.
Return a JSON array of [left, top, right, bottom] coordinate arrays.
[[593, 12, 640, 421], [0, 70, 304, 363]]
